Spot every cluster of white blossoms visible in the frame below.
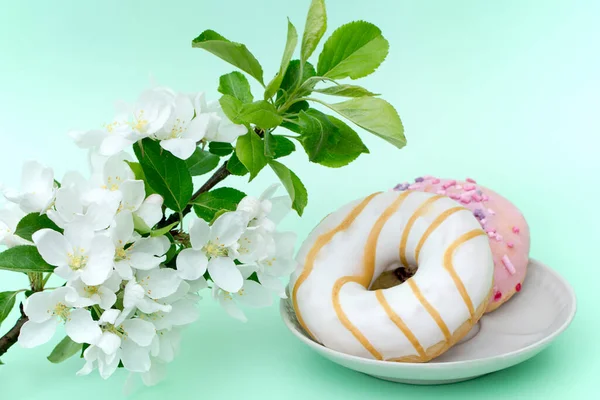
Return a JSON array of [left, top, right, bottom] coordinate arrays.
[[0, 86, 297, 386], [69, 87, 246, 160]]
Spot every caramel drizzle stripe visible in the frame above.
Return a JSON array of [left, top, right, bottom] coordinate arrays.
[[332, 191, 412, 360], [375, 289, 426, 360], [292, 192, 381, 340], [399, 195, 445, 267], [443, 229, 487, 320], [407, 279, 452, 341], [415, 206, 467, 264]]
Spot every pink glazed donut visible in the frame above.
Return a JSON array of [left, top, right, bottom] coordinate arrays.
[[392, 176, 530, 313]]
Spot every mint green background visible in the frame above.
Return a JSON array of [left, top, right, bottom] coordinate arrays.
[[1, 0, 598, 398]]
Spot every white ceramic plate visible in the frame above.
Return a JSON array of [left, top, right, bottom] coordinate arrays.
[[280, 259, 576, 385]]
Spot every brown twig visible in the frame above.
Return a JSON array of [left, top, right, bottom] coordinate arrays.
[[0, 303, 28, 358]]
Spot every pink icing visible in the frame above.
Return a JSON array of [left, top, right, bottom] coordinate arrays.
[[393, 176, 530, 313]]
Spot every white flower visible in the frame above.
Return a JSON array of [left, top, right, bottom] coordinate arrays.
[[2, 161, 56, 213], [78, 309, 156, 378], [123, 268, 182, 314], [70, 87, 174, 156], [212, 278, 272, 323], [237, 184, 292, 233], [176, 212, 246, 292], [47, 171, 119, 231], [255, 232, 297, 298], [152, 94, 209, 160], [68, 272, 122, 309], [33, 221, 115, 286], [110, 212, 170, 280], [142, 296, 199, 331], [0, 203, 29, 248], [18, 287, 101, 348], [92, 152, 135, 193], [192, 93, 246, 143]]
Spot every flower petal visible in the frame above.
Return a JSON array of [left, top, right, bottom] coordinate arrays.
[[176, 249, 208, 281], [208, 257, 243, 293], [210, 212, 245, 247], [138, 268, 182, 299], [65, 308, 102, 344], [120, 180, 146, 212], [218, 294, 247, 322], [135, 194, 164, 228], [256, 273, 287, 299], [188, 217, 210, 249], [160, 138, 197, 160], [81, 234, 115, 286], [236, 280, 273, 308], [23, 291, 52, 323], [32, 229, 69, 267], [18, 319, 58, 348], [121, 318, 156, 347], [99, 135, 134, 157], [120, 341, 152, 373], [141, 361, 167, 387], [131, 235, 170, 257]]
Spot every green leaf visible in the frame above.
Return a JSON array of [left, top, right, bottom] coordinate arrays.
[[268, 160, 308, 216], [0, 291, 19, 327], [265, 19, 298, 100], [47, 336, 82, 364], [298, 109, 369, 167], [218, 72, 254, 103], [192, 30, 264, 84], [313, 84, 379, 97], [208, 142, 234, 156], [192, 187, 247, 222], [14, 213, 61, 242], [235, 130, 268, 180], [219, 95, 244, 124], [0, 246, 55, 273], [317, 21, 389, 80], [150, 221, 179, 238], [278, 60, 316, 101], [226, 152, 249, 176], [125, 161, 157, 196], [322, 97, 406, 149], [238, 101, 283, 130], [264, 133, 296, 159], [301, 0, 327, 62], [185, 149, 220, 176], [133, 139, 193, 212]]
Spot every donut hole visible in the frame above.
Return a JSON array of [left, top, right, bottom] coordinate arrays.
[[370, 264, 418, 291]]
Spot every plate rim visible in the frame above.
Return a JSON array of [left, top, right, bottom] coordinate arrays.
[[280, 258, 577, 370]]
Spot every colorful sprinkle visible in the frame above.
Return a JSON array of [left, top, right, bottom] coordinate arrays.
[[512, 226, 520, 234], [487, 208, 496, 215], [408, 184, 421, 190], [480, 218, 487, 225], [473, 209, 485, 220], [501, 255, 516, 275], [507, 242, 514, 248], [495, 234, 503, 242], [394, 183, 410, 191], [494, 291, 502, 301], [466, 178, 477, 183], [487, 231, 496, 238], [515, 283, 522, 292], [442, 180, 457, 189], [486, 228, 497, 234], [432, 178, 441, 184], [463, 184, 476, 191], [436, 189, 447, 195], [472, 194, 483, 202], [449, 193, 460, 200], [482, 195, 490, 201], [455, 185, 463, 190], [460, 198, 471, 204], [415, 177, 424, 183]]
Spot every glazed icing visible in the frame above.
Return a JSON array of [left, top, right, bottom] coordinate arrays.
[[290, 191, 494, 362], [393, 177, 530, 312]]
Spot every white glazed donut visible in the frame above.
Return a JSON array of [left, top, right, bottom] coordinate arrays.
[[289, 190, 494, 362]]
